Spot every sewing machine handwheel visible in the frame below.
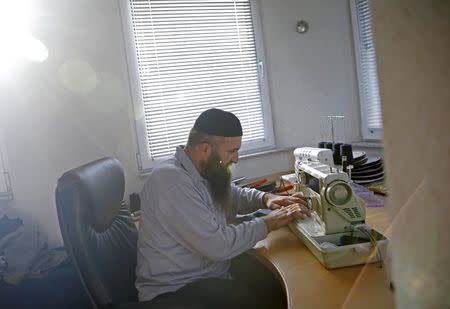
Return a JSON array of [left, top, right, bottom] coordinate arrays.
[[325, 182, 352, 206]]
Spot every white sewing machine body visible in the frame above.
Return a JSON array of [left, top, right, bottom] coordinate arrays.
[[289, 147, 388, 269]]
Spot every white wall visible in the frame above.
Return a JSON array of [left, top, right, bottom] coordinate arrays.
[[0, 0, 142, 246], [235, 0, 362, 179], [258, 0, 361, 147], [0, 0, 361, 246]]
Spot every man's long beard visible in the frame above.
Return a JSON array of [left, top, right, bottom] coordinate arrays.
[[199, 152, 232, 212]]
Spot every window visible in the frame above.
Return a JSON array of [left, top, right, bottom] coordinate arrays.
[[121, 0, 274, 171], [350, 0, 383, 140]]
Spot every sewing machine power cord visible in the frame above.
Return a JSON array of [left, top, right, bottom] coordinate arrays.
[[356, 225, 383, 268]]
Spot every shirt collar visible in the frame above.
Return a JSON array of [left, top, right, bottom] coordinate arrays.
[[175, 146, 205, 183]]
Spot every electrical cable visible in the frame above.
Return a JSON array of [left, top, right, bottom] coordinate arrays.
[[358, 226, 383, 268]]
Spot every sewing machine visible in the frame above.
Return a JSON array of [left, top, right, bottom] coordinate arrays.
[[288, 147, 388, 269]]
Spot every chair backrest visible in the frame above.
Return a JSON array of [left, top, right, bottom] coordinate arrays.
[[55, 158, 138, 308]]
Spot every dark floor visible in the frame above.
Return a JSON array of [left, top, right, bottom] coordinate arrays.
[[0, 259, 92, 309]]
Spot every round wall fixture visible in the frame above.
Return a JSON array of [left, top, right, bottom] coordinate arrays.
[[296, 20, 309, 34]]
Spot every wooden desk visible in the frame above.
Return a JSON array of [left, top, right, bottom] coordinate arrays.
[[250, 206, 395, 309]]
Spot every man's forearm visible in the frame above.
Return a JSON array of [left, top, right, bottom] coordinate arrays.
[[261, 192, 275, 208]]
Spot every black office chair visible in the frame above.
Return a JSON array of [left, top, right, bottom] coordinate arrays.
[[56, 158, 208, 309], [55, 157, 139, 308]]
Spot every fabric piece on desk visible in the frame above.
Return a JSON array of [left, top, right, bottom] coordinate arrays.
[[351, 183, 384, 207], [0, 224, 23, 252], [0, 215, 25, 278], [0, 215, 23, 239], [1, 220, 47, 285], [0, 227, 24, 275]]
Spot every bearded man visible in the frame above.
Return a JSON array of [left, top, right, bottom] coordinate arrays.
[[136, 108, 310, 308]]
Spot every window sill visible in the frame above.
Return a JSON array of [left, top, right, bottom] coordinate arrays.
[[351, 141, 383, 149], [239, 146, 295, 159]]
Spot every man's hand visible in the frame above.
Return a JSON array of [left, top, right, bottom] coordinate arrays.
[[262, 204, 311, 232], [263, 192, 308, 210]]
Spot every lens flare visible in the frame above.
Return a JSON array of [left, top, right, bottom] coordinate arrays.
[[0, 0, 48, 71]]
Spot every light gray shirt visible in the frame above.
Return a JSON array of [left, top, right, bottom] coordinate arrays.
[[136, 146, 268, 301]]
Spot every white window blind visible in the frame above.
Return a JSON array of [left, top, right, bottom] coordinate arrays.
[[126, 0, 271, 161], [352, 0, 382, 138]]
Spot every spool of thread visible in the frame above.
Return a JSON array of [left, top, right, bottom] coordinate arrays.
[[324, 142, 333, 150], [342, 155, 348, 173], [333, 143, 343, 165], [340, 144, 353, 164], [318, 141, 327, 149]]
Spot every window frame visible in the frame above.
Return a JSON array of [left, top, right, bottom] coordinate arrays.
[[350, 0, 383, 140], [0, 133, 13, 200], [119, 0, 275, 171]]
